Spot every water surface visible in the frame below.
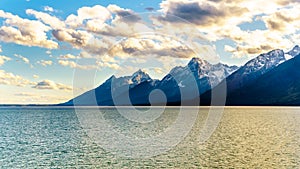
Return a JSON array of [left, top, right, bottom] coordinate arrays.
[[0, 107, 299, 168]]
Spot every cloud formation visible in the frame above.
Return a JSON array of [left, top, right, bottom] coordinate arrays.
[[43, 6, 54, 12], [37, 60, 53, 67], [0, 1, 300, 69], [155, 0, 300, 58], [59, 54, 79, 60], [0, 10, 58, 49], [65, 5, 111, 29], [0, 69, 35, 87], [26, 9, 65, 29], [33, 79, 72, 91], [58, 60, 98, 70], [0, 55, 11, 66], [14, 54, 30, 64]]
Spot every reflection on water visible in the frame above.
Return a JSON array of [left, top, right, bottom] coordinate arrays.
[[0, 107, 299, 168]]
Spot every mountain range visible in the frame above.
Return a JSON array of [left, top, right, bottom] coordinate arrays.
[[60, 45, 300, 106]]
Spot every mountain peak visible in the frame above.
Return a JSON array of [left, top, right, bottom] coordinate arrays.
[[188, 57, 208, 65], [131, 69, 151, 84], [188, 57, 210, 71], [105, 75, 116, 82], [287, 45, 300, 57]]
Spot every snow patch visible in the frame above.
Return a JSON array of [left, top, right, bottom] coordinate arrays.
[[178, 81, 185, 88], [284, 54, 293, 61]]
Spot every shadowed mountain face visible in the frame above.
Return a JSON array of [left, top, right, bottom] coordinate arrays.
[[61, 58, 238, 106], [200, 46, 300, 106], [225, 54, 300, 105]]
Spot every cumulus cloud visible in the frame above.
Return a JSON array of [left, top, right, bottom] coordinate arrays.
[[33, 74, 39, 79], [0, 69, 36, 87], [261, 5, 300, 33], [0, 55, 11, 66], [65, 5, 111, 29], [26, 9, 65, 29], [37, 60, 53, 67], [58, 60, 98, 70], [96, 60, 120, 70], [43, 6, 54, 12], [33, 79, 72, 91], [52, 29, 93, 48], [14, 54, 30, 64], [156, 0, 249, 27], [90, 4, 151, 37], [0, 1, 299, 69], [46, 50, 51, 55], [108, 36, 197, 59], [154, 0, 300, 58], [58, 57, 120, 70], [107, 4, 141, 23], [59, 54, 79, 60], [0, 10, 58, 49]]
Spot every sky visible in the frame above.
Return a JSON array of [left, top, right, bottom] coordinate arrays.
[[0, 0, 299, 104]]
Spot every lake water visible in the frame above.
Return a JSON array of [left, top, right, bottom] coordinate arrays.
[[0, 107, 299, 168]]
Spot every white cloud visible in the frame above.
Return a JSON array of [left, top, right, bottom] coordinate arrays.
[[33, 74, 39, 79], [43, 6, 54, 12], [46, 50, 51, 55], [0, 69, 36, 87], [33, 79, 72, 91], [260, 4, 300, 34], [155, 0, 300, 57], [0, 45, 2, 53], [92, 5, 152, 37], [0, 10, 58, 49], [0, 55, 10, 66], [37, 60, 53, 67], [59, 54, 79, 60], [14, 54, 30, 64], [65, 5, 111, 29], [58, 60, 98, 70], [26, 9, 65, 29], [0, 1, 299, 69], [96, 61, 120, 70], [108, 36, 198, 59], [52, 28, 93, 48]]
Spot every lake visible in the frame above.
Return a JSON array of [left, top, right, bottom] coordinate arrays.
[[0, 107, 299, 168]]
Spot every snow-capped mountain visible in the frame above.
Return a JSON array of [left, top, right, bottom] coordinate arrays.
[[236, 45, 300, 78], [242, 49, 285, 75], [200, 45, 300, 106], [225, 52, 300, 105], [224, 48, 298, 92], [61, 45, 300, 106], [61, 57, 238, 106], [142, 57, 239, 103], [63, 70, 156, 106], [159, 57, 239, 93], [129, 69, 152, 85], [286, 45, 300, 57]]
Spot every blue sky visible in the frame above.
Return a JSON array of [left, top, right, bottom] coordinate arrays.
[[0, 0, 299, 104]]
